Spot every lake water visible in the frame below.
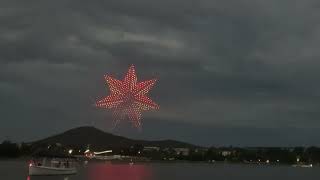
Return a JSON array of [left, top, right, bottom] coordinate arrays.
[[1, 160, 319, 180]]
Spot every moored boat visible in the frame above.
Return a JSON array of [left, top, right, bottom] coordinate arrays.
[[29, 165, 77, 175], [29, 158, 77, 176]]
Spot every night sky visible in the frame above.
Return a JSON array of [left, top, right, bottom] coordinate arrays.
[[1, 0, 320, 147]]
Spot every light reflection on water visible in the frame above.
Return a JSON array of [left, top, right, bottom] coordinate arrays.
[[89, 164, 152, 180]]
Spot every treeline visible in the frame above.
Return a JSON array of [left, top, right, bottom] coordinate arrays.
[[139, 146, 320, 164], [0, 141, 31, 158], [2, 140, 320, 164]]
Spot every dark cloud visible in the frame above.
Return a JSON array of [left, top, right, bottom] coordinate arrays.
[[1, 0, 320, 145]]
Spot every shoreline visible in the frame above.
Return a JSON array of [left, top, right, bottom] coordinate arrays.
[[1, 157, 316, 167]]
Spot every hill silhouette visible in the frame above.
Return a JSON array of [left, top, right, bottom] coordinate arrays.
[[31, 126, 198, 151]]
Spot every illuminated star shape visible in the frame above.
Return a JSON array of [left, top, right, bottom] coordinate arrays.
[[96, 65, 159, 129]]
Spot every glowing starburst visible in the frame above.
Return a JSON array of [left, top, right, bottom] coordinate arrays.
[[96, 65, 159, 129]]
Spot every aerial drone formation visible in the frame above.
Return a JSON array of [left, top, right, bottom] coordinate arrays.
[[96, 65, 159, 130]]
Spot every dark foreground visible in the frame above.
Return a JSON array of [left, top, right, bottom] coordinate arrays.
[[0, 160, 319, 180]]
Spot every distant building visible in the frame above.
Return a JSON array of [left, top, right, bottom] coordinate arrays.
[[174, 148, 190, 156], [143, 146, 160, 152], [194, 148, 208, 154], [221, 151, 232, 157]]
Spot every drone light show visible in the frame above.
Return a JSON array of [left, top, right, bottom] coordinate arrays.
[[96, 65, 159, 129]]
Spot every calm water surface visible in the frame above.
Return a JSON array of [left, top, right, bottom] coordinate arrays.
[[0, 160, 319, 180]]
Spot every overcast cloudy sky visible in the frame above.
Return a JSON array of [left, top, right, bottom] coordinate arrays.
[[1, 0, 320, 146]]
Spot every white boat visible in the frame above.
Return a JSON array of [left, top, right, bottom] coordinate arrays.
[[29, 158, 77, 176], [29, 165, 77, 175]]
